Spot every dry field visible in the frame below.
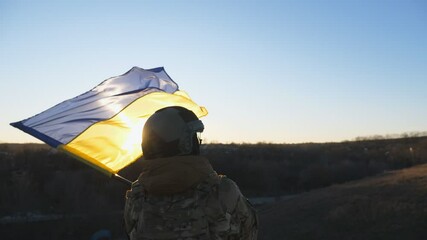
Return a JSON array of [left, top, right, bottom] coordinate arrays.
[[259, 163, 427, 240]]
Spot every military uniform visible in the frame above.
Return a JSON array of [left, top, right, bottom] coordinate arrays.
[[124, 155, 258, 240]]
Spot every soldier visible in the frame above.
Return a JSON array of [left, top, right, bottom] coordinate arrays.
[[124, 106, 258, 240]]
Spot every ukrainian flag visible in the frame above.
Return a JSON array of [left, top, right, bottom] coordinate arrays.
[[10, 67, 208, 176]]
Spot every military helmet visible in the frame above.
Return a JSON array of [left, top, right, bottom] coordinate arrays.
[[141, 106, 204, 159]]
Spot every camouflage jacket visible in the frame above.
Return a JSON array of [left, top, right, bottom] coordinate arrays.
[[124, 155, 258, 240]]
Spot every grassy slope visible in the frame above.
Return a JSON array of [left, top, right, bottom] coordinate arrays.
[[259, 164, 427, 240]]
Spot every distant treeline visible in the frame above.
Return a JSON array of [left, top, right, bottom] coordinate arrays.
[[1, 136, 427, 215], [353, 131, 427, 141]]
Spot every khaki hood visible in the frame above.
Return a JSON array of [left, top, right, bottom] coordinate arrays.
[[137, 155, 216, 195]]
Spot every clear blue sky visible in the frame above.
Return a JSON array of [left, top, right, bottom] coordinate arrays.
[[1, 0, 426, 143]]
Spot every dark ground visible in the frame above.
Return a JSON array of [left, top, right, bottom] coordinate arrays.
[[259, 163, 427, 240], [3, 164, 427, 240]]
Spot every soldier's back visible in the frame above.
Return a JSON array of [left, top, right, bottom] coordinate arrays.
[[125, 174, 257, 240]]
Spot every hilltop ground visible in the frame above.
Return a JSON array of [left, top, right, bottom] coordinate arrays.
[[3, 163, 427, 239], [259, 163, 427, 240]]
